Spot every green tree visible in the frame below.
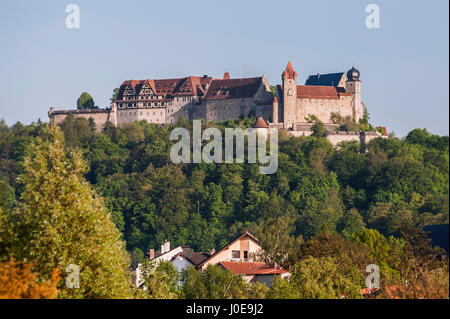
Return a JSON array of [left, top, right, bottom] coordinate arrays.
[[0, 177, 14, 212], [253, 215, 302, 269], [269, 256, 362, 299], [77, 92, 96, 109], [7, 125, 132, 298], [182, 265, 248, 299], [110, 88, 119, 103], [140, 260, 180, 299]]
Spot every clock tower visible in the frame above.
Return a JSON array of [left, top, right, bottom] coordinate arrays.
[[282, 61, 298, 129]]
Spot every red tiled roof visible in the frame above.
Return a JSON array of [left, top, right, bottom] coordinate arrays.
[[203, 77, 263, 100], [220, 262, 288, 275], [297, 85, 351, 100], [117, 76, 214, 100], [254, 117, 268, 128], [282, 61, 298, 80]]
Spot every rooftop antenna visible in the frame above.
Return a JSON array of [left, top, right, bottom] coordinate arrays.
[[240, 65, 243, 79]]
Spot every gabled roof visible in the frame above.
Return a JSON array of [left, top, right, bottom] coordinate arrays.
[[220, 262, 288, 275], [203, 77, 263, 100], [196, 229, 260, 268], [173, 251, 211, 266], [116, 76, 214, 100], [297, 85, 351, 100], [305, 72, 345, 87]]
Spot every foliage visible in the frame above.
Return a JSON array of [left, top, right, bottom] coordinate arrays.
[[77, 92, 96, 110], [139, 260, 181, 299], [253, 215, 303, 269], [0, 117, 448, 299], [268, 256, 362, 299], [0, 260, 60, 299], [3, 125, 132, 298], [182, 265, 248, 299]]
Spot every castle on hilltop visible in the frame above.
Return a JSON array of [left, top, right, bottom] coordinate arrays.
[[48, 62, 386, 146]]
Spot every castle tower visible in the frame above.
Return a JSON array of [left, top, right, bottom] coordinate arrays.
[[282, 61, 298, 129], [345, 67, 363, 122], [272, 96, 278, 123]]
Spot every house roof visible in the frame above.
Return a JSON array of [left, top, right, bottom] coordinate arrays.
[[220, 262, 288, 275], [305, 72, 345, 87], [297, 85, 352, 100], [117, 76, 214, 100], [173, 251, 212, 266], [196, 229, 260, 268], [203, 77, 263, 100], [254, 117, 268, 128], [282, 61, 298, 80]]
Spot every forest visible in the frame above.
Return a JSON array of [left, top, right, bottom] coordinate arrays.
[[0, 115, 448, 298]]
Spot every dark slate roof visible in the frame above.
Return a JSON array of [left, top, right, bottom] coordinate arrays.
[[203, 77, 263, 100], [305, 72, 345, 87], [184, 252, 211, 266]]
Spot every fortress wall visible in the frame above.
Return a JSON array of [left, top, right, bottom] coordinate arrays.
[[290, 130, 313, 137], [295, 95, 354, 123], [205, 98, 255, 122], [117, 107, 166, 125], [166, 98, 196, 124], [49, 110, 114, 131], [191, 103, 205, 121], [361, 131, 386, 147], [326, 133, 361, 146]]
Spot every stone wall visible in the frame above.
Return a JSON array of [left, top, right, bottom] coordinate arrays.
[[294, 95, 354, 124], [117, 107, 165, 125], [203, 79, 273, 123], [48, 108, 116, 132]]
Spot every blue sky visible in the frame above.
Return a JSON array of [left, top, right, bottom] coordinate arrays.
[[0, 0, 448, 137]]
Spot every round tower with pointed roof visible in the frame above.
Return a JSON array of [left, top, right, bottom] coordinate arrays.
[[272, 96, 279, 123], [345, 66, 363, 122], [282, 61, 298, 129]]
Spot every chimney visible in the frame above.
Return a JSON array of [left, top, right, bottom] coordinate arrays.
[[210, 248, 216, 255], [165, 241, 171, 253], [149, 249, 155, 260], [161, 243, 165, 254]]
